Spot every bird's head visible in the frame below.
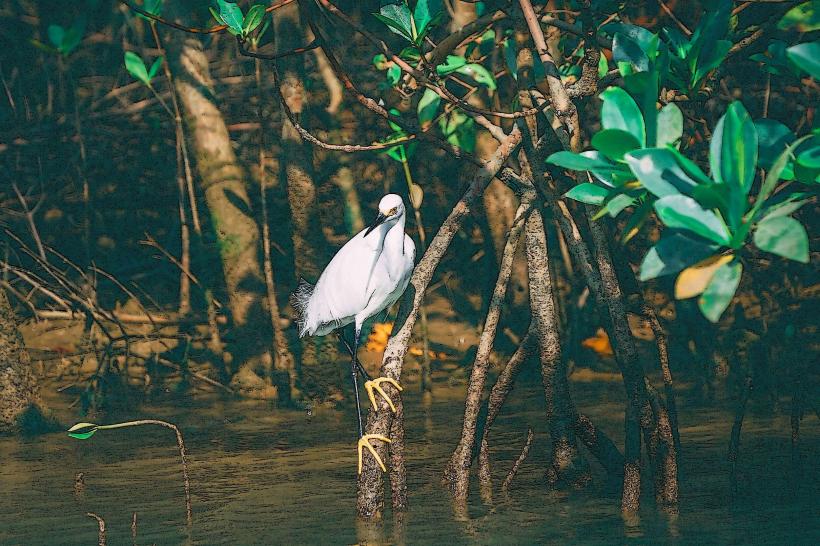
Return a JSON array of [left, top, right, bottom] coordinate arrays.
[[365, 194, 405, 236]]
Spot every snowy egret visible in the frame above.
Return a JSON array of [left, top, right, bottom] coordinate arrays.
[[292, 193, 415, 473]]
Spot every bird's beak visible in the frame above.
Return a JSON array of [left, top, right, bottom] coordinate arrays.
[[364, 212, 388, 237]]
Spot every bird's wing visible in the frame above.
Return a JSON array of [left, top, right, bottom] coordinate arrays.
[[308, 234, 380, 327]]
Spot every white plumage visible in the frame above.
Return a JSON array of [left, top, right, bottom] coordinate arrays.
[[293, 193, 415, 343]]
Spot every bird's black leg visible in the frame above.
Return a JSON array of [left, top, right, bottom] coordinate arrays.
[[351, 327, 364, 438], [338, 330, 372, 381]]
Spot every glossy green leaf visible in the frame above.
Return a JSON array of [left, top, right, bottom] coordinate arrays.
[[147, 56, 163, 81], [613, 32, 650, 74], [564, 183, 610, 205], [625, 148, 699, 197], [598, 54, 609, 78], [124, 51, 150, 85], [386, 64, 401, 86], [794, 141, 820, 183], [137, 0, 163, 20], [47, 25, 65, 49], [639, 231, 719, 280], [748, 134, 814, 223], [547, 151, 614, 171], [755, 119, 795, 171], [592, 129, 641, 162], [600, 87, 646, 146], [778, 1, 820, 32], [439, 110, 476, 153], [216, 0, 244, 32], [662, 27, 690, 59], [654, 194, 731, 245], [414, 0, 443, 36], [599, 193, 635, 218], [435, 55, 466, 76], [698, 259, 742, 322], [656, 103, 683, 149], [243, 5, 267, 34], [710, 101, 758, 228], [417, 88, 441, 128], [456, 64, 496, 90], [692, 40, 730, 89], [375, 3, 413, 40], [666, 147, 715, 186], [753, 215, 809, 263], [786, 41, 820, 79]]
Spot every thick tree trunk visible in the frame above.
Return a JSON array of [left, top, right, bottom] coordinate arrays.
[[167, 34, 269, 384], [0, 288, 44, 433], [525, 208, 590, 487]]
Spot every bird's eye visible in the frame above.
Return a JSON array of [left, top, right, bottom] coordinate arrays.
[[387, 207, 398, 216]]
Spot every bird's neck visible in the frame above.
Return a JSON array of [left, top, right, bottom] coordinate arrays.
[[383, 213, 406, 254]]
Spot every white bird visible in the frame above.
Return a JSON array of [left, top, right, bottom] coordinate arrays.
[[292, 193, 415, 473]]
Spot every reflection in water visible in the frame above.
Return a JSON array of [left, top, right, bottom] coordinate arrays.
[[0, 383, 818, 545]]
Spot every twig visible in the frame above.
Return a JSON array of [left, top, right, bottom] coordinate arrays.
[[502, 428, 534, 490], [86, 513, 106, 546]]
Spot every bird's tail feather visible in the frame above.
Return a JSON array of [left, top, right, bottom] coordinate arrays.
[[290, 277, 314, 337]]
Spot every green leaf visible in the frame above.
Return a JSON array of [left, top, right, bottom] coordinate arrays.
[[375, 3, 413, 40], [243, 5, 267, 35], [597, 54, 609, 78], [140, 0, 163, 19], [613, 32, 650, 74], [639, 231, 719, 280], [216, 0, 244, 32], [436, 55, 467, 76], [753, 215, 810, 263], [592, 129, 642, 162], [656, 103, 683, 149], [795, 143, 820, 183], [386, 64, 401, 86], [600, 87, 646, 146], [786, 41, 820, 79], [709, 101, 758, 228], [778, 1, 820, 32], [417, 88, 441, 128], [124, 51, 150, 85], [456, 64, 497, 90], [564, 183, 610, 205], [662, 27, 691, 59], [654, 194, 731, 245], [439, 110, 476, 153], [147, 56, 163, 81], [620, 199, 654, 243], [67, 422, 99, 440], [698, 259, 742, 322], [547, 151, 614, 171], [599, 193, 635, 218], [414, 0, 443, 36], [666, 147, 715, 186], [47, 25, 65, 49], [748, 134, 814, 222], [692, 40, 730, 89], [624, 148, 699, 197], [755, 119, 795, 171]]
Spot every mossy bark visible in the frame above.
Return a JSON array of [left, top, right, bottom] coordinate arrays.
[[167, 33, 269, 381], [0, 288, 44, 433]]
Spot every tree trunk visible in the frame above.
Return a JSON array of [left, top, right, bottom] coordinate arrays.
[[0, 288, 44, 433], [444, 194, 532, 500], [525, 208, 590, 487], [274, 2, 335, 384], [166, 33, 269, 385]]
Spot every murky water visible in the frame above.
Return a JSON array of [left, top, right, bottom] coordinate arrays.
[[1, 379, 818, 545]]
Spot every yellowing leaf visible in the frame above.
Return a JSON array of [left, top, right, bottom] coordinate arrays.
[[581, 327, 614, 357], [675, 254, 734, 299]]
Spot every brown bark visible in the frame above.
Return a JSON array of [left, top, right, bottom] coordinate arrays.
[[525, 208, 590, 487], [275, 3, 328, 283], [167, 33, 269, 377], [444, 195, 532, 500], [0, 288, 44, 433], [356, 127, 522, 520]]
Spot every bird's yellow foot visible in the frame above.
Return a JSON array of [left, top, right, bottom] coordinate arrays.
[[364, 377, 403, 412], [357, 434, 392, 474]]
